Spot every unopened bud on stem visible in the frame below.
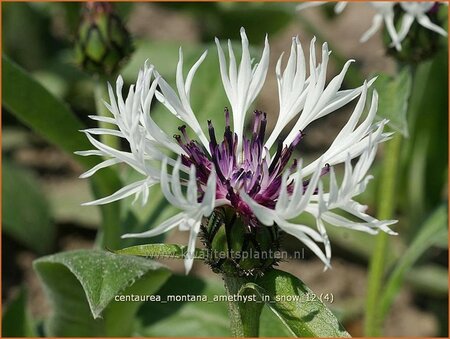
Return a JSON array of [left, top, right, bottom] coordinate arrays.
[[75, 2, 133, 75]]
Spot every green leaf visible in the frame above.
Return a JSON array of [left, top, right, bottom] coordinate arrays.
[[402, 52, 448, 229], [406, 265, 448, 298], [2, 2, 54, 70], [33, 249, 170, 336], [259, 306, 294, 337], [380, 204, 448, 318], [2, 286, 36, 337], [3, 55, 92, 168], [2, 54, 123, 249], [32, 70, 68, 99], [255, 269, 350, 337], [2, 161, 55, 253], [373, 67, 412, 137], [116, 243, 207, 260]]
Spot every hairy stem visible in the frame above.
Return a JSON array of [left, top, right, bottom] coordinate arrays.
[[364, 133, 402, 336], [223, 275, 263, 337], [92, 75, 122, 250]]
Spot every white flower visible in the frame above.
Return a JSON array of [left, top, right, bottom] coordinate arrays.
[[297, 2, 448, 51], [398, 2, 448, 41], [78, 28, 396, 273], [215, 28, 270, 152], [122, 158, 217, 273]]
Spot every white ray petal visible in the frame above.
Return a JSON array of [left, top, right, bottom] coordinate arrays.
[[239, 191, 275, 226], [360, 13, 383, 43], [184, 219, 202, 274], [277, 221, 331, 268], [417, 14, 448, 36], [160, 158, 185, 209], [82, 128, 124, 138], [122, 212, 185, 238], [215, 27, 269, 152], [83, 178, 155, 206], [335, 2, 348, 14], [88, 115, 117, 125], [397, 13, 415, 42], [79, 158, 122, 178], [75, 150, 103, 156]]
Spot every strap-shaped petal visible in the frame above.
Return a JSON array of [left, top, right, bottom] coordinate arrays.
[[215, 27, 270, 151], [155, 49, 210, 150]]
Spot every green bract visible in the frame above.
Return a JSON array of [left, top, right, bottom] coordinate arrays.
[[386, 5, 447, 64], [75, 3, 133, 75], [201, 207, 281, 277]]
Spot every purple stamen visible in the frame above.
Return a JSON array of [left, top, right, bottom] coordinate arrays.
[[252, 110, 263, 134], [178, 125, 190, 143], [291, 130, 305, 148], [258, 113, 267, 143], [224, 107, 230, 127], [175, 108, 329, 227], [269, 140, 283, 173], [302, 163, 331, 194]]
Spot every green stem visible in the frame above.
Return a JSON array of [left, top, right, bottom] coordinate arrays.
[[92, 75, 122, 250], [364, 133, 402, 336], [92, 177, 122, 250], [223, 275, 263, 337], [94, 76, 119, 150]]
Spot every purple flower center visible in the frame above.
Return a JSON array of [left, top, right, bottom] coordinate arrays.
[[174, 108, 329, 227]]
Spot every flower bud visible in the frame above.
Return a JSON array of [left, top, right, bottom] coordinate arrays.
[[74, 2, 133, 75], [201, 207, 281, 277], [386, 4, 446, 64]]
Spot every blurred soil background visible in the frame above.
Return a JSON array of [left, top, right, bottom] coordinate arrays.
[[2, 2, 448, 337]]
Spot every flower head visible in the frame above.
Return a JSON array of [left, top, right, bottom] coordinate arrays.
[[297, 2, 448, 51], [75, 2, 133, 75], [78, 28, 397, 274], [398, 2, 448, 42]]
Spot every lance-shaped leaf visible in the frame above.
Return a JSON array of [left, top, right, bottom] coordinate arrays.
[[34, 250, 170, 336], [2, 55, 122, 249], [372, 67, 412, 137], [251, 269, 351, 337], [380, 204, 448, 318], [2, 287, 36, 337], [2, 161, 55, 253], [116, 243, 208, 260]]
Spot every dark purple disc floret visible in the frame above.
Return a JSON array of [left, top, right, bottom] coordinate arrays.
[[174, 108, 328, 228]]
